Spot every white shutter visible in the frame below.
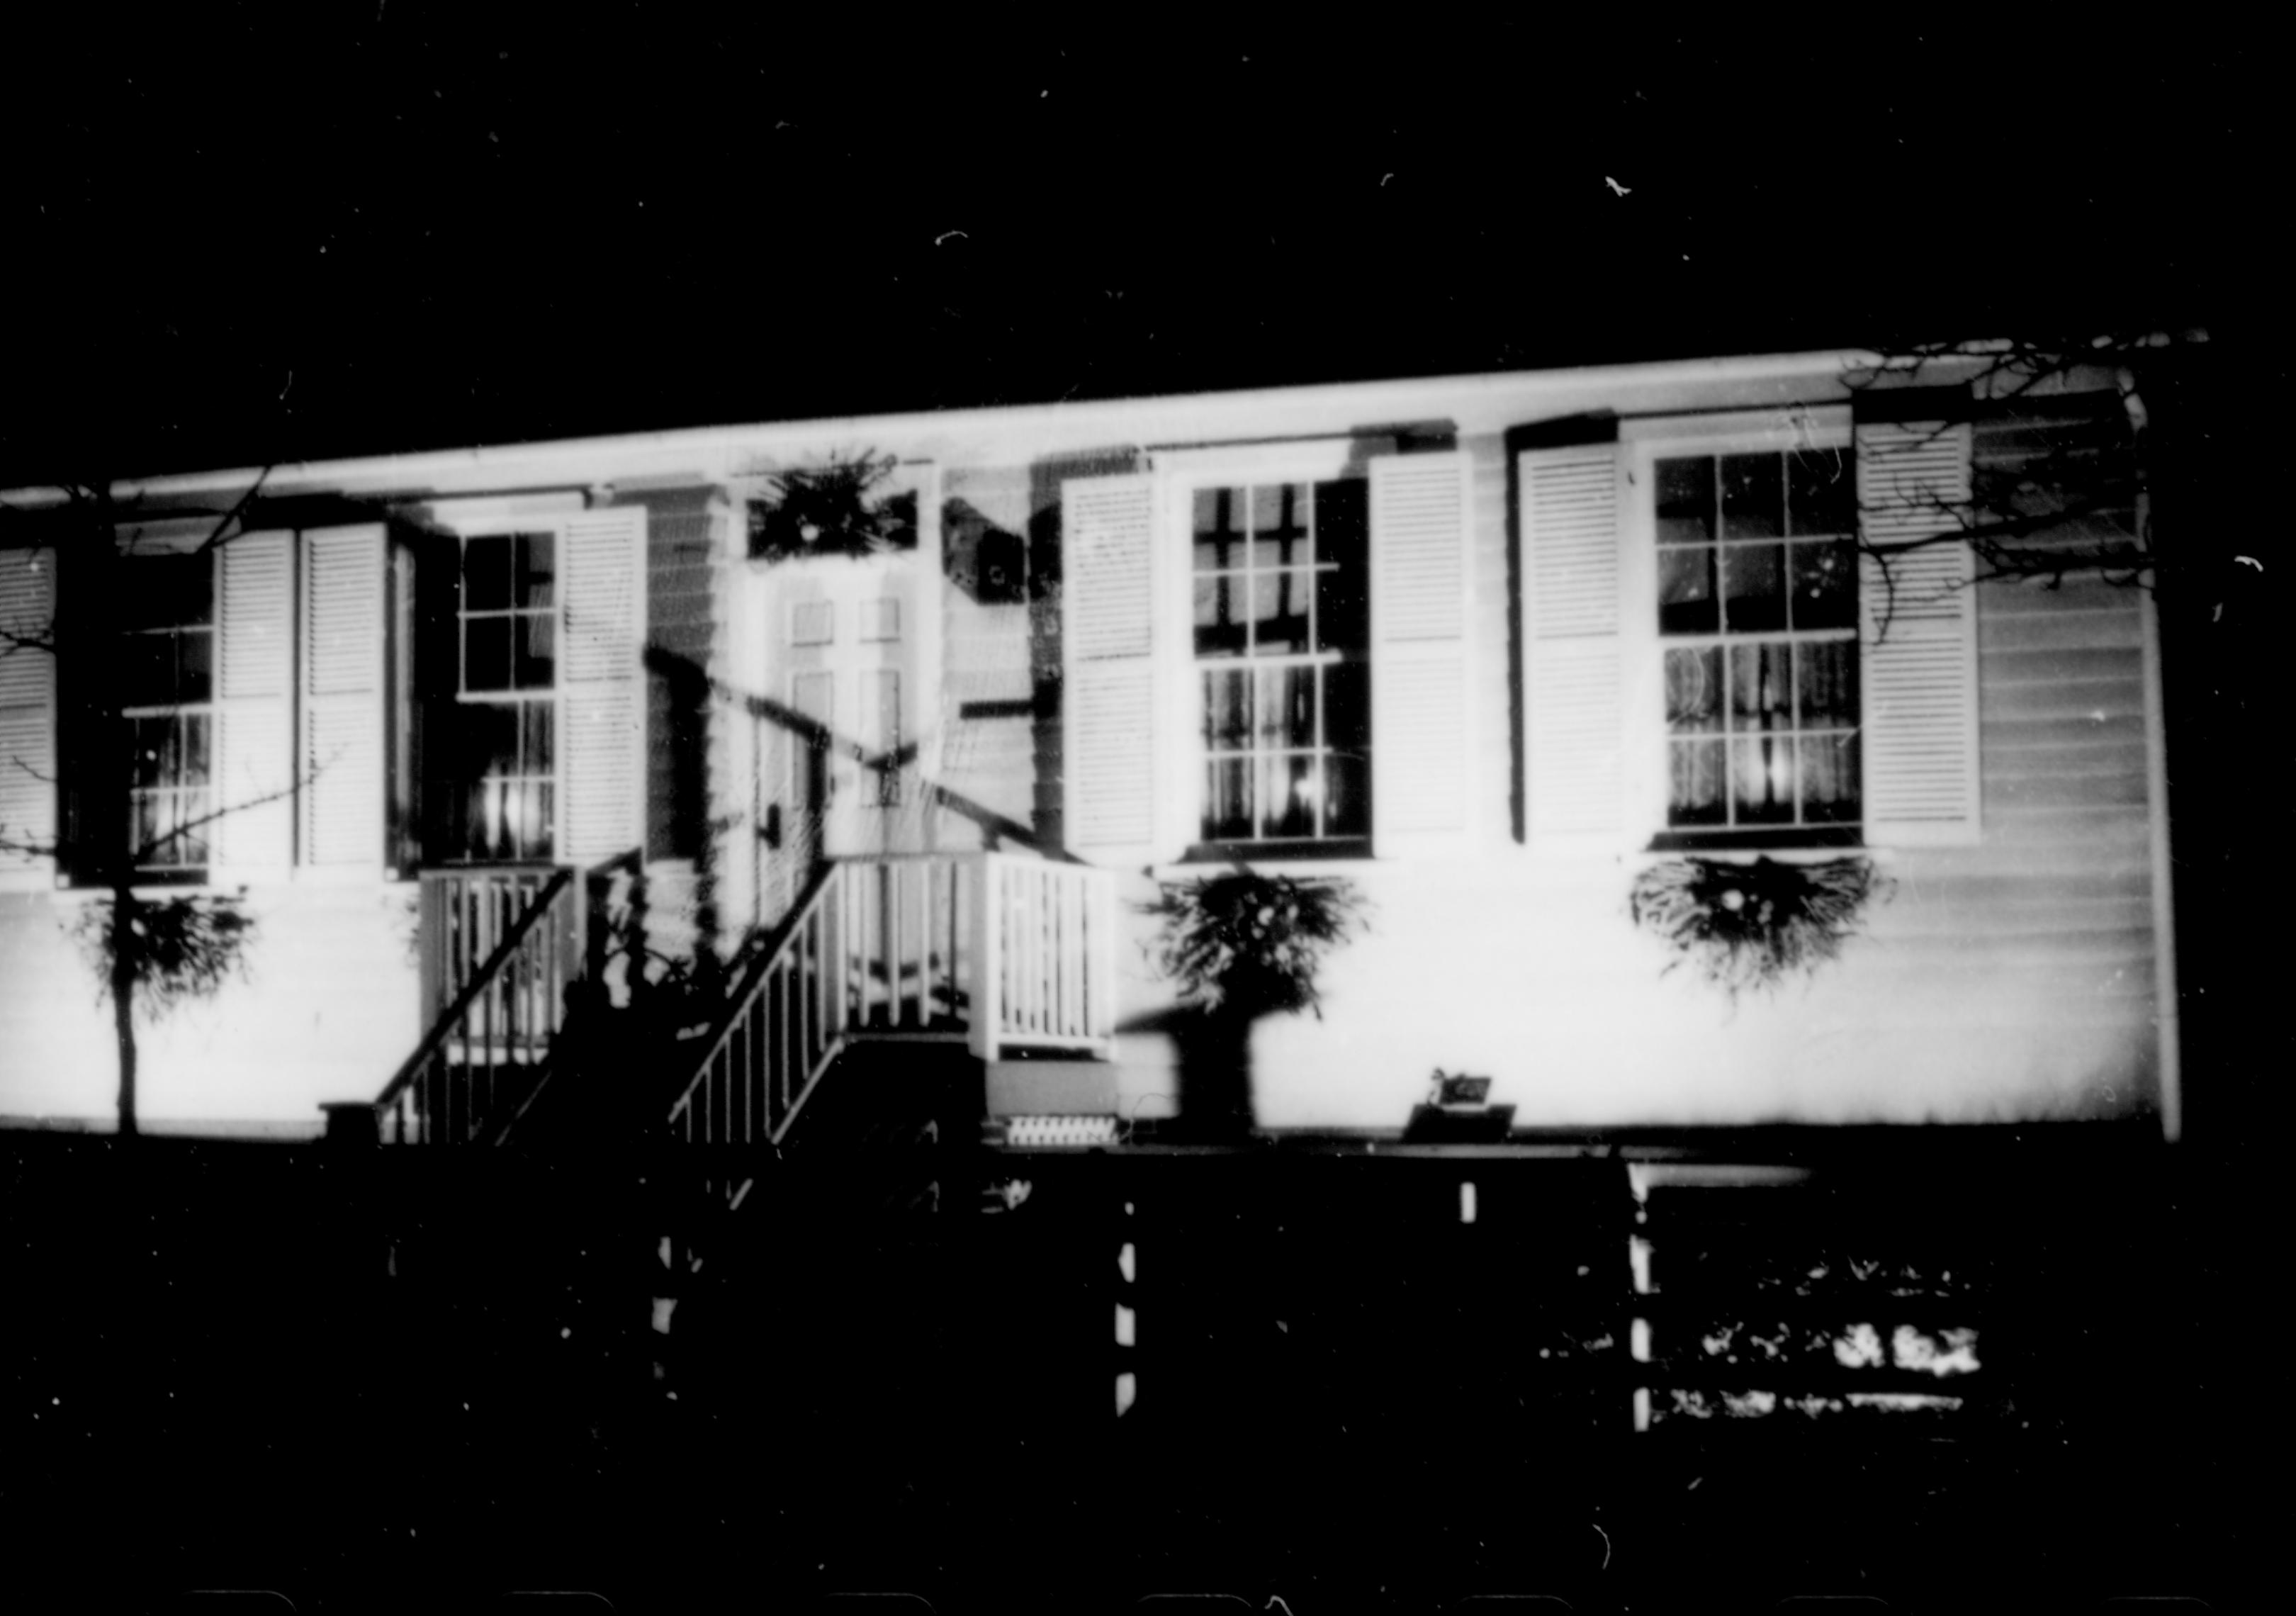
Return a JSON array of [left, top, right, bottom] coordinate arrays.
[[1370, 452, 1473, 856], [213, 531, 295, 872], [558, 505, 646, 865], [300, 524, 386, 871], [1521, 446, 1622, 841], [0, 547, 57, 881], [1061, 473, 1161, 867], [1858, 420, 1980, 846]]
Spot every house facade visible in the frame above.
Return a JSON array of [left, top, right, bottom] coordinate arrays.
[[0, 344, 2179, 1141]]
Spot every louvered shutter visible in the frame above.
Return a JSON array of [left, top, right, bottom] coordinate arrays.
[[558, 505, 646, 865], [0, 547, 57, 880], [300, 524, 386, 871], [1857, 421, 1980, 846], [1369, 452, 1473, 856], [213, 531, 295, 872], [1521, 446, 1623, 841], [1061, 474, 1162, 868]]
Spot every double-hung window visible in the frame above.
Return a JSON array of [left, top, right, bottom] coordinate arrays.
[[120, 552, 216, 874], [451, 532, 556, 860], [1191, 478, 1371, 849], [1654, 445, 1859, 839]]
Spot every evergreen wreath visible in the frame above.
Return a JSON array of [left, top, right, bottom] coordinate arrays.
[[747, 451, 918, 561], [1628, 855, 1888, 999]]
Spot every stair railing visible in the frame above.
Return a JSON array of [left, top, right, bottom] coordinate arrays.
[[668, 858, 854, 1148], [667, 851, 1115, 1148], [370, 865, 583, 1145]]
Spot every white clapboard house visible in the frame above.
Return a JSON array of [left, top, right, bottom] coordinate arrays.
[[0, 342, 2180, 1146]]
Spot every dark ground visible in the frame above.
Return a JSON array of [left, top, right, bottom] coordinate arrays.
[[0, 1128, 2258, 1615]]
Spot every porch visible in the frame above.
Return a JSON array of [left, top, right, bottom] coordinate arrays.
[[338, 851, 1118, 1148]]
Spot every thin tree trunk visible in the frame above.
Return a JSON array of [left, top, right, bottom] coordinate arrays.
[[108, 884, 139, 1138]]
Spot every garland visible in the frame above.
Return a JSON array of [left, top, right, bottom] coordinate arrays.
[[1629, 855, 1888, 999]]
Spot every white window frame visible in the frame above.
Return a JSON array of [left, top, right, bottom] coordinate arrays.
[[1621, 408, 1859, 849], [434, 511, 575, 865], [1154, 442, 1372, 860], [119, 546, 219, 877]]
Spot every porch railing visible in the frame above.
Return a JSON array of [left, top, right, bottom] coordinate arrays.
[[418, 865, 564, 1026], [668, 852, 1115, 1148], [371, 865, 585, 1145]]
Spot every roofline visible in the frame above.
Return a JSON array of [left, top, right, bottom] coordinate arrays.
[[3, 337, 2188, 512]]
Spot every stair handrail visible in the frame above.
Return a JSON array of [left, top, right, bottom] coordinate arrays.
[[371, 865, 578, 1143], [668, 858, 850, 1145]]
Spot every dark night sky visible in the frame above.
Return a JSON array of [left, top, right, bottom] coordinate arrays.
[[2, 11, 2263, 484]]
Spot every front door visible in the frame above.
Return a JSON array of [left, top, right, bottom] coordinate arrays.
[[762, 549, 929, 916]]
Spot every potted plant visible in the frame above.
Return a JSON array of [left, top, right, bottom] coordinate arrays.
[[1140, 865, 1366, 1141]]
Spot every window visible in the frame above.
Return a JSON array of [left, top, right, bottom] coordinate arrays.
[[120, 553, 215, 873], [1654, 447, 1859, 836], [449, 532, 555, 860], [1191, 478, 1370, 847]]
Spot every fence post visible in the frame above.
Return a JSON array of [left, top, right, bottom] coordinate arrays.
[[970, 854, 1001, 1063]]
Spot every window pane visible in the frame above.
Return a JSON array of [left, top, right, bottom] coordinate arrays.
[[1259, 753, 1317, 839], [515, 533, 555, 610], [1658, 546, 1717, 636], [1315, 562, 1368, 654], [176, 795, 211, 866], [1193, 488, 1243, 572], [1665, 646, 1722, 734], [1203, 669, 1251, 751], [1795, 639, 1859, 730], [1721, 454, 1784, 540], [1669, 739, 1727, 825], [460, 702, 519, 776], [1789, 448, 1855, 535], [1731, 735, 1796, 824], [1790, 539, 1858, 631], [183, 714, 210, 783], [1799, 734, 1860, 823], [1322, 751, 1369, 838], [464, 616, 510, 693], [1721, 542, 1786, 633], [1251, 483, 1310, 570], [1252, 570, 1312, 654], [1315, 478, 1368, 575], [1203, 757, 1253, 841], [177, 627, 213, 705], [124, 554, 212, 631], [1194, 576, 1246, 658], [132, 792, 162, 863], [1256, 665, 1315, 750], [522, 701, 554, 774], [122, 636, 173, 709], [464, 536, 512, 612], [1729, 642, 1794, 731], [1323, 661, 1370, 750], [131, 717, 168, 790], [1655, 457, 1713, 546], [515, 613, 556, 690]]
